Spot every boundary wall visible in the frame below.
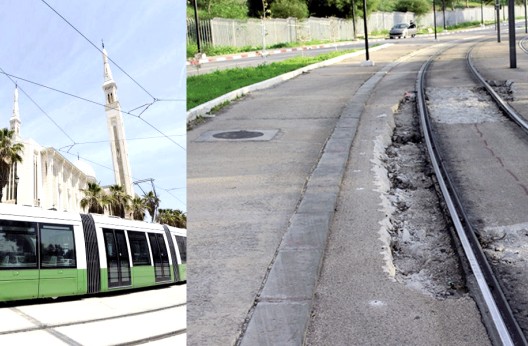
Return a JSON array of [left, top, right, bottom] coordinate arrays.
[[187, 6, 524, 48]]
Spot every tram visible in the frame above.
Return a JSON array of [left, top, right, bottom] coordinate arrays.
[[0, 204, 186, 302]]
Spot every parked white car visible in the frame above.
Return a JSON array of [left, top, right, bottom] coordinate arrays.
[[389, 23, 417, 39]]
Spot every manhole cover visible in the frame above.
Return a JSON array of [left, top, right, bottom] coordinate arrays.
[[195, 129, 279, 142], [213, 130, 264, 139]]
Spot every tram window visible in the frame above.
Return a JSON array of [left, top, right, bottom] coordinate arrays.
[[40, 224, 76, 268], [0, 220, 37, 269], [128, 231, 151, 266], [175, 236, 187, 263]]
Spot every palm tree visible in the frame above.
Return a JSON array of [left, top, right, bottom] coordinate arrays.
[[143, 191, 160, 222], [157, 208, 186, 228], [80, 182, 106, 213], [130, 197, 147, 221], [0, 128, 23, 203], [108, 184, 131, 218]]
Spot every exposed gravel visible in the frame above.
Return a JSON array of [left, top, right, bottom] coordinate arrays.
[[379, 93, 467, 299], [487, 79, 515, 101]]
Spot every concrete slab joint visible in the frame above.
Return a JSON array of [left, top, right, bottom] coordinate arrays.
[[237, 48, 403, 346]]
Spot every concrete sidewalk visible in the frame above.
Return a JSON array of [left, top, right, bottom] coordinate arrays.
[[187, 30, 506, 345]]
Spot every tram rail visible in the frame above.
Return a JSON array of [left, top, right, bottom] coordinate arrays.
[[417, 41, 528, 346], [0, 302, 185, 336], [0, 284, 186, 345]]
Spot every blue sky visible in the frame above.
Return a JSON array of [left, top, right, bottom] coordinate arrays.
[[0, 1, 186, 211]]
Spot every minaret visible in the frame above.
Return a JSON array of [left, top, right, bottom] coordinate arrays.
[[102, 46, 134, 196], [10, 86, 21, 140]]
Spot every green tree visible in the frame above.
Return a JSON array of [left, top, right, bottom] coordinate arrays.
[[395, 0, 430, 15], [308, 0, 381, 19], [80, 182, 107, 213], [157, 208, 187, 228], [0, 128, 23, 203], [143, 191, 160, 222], [377, 0, 397, 11], [210, 0, 248, 18], [108, 184, 131, 218], [270, 0, 309, 19], [130, 197, 147, 221]]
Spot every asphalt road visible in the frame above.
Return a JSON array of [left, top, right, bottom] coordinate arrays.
[[186, 38, 428, 76]]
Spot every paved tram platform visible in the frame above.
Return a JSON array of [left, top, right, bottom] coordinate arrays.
[[188, 28, 528, 345], [0, 284, 186, 345]]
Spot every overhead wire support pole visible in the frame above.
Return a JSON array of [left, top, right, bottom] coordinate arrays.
[[433, 0, 438, 40], [361, 0, 373, 66], [525, 0, 527, 33], [40, 0, 156, 100], [496, 0, 501, 42], [481, 0, 484, 25], [442, 0, 446, 29], [193, 0, 202, 53], [508, 0, 516, 68]]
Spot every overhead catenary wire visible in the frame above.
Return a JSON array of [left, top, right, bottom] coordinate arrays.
[[60, 149, 187, 210], [40, 0, 156, 100], [0, 70, 186, 151], [40, 1, 186, 151], [1, 67, 186, 208], [0, 67, 76, 144], [2, 3, 186, 211], [0, 71, 186, 117]]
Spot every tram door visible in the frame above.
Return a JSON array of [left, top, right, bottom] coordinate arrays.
[[148, 233, 170, 282], [103, 229, 131, 288]]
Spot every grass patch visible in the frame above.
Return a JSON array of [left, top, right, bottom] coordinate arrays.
[[187, 49, 356, 110], [187, 39, 354, 58]]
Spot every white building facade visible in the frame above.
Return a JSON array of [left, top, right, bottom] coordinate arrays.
[[2, 47, 133, 212], [2, 87, 97, 212]]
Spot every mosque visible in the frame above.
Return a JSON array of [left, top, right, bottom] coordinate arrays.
[[1, 48, 133, 212]]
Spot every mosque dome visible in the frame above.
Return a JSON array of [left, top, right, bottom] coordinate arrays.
[[74, 159, 96, 180]]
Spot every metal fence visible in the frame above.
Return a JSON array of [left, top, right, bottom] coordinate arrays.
[[187, 6, 524, 48], [186, 18, 213, 46]]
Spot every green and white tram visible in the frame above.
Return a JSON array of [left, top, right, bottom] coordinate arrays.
[[0, 204, 186, 302]]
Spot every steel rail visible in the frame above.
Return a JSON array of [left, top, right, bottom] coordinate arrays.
[[519, 36, 528, 54], [0, 302, 186, 336], [417, 51, 527, 346], [468, 48, 528, 132]]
